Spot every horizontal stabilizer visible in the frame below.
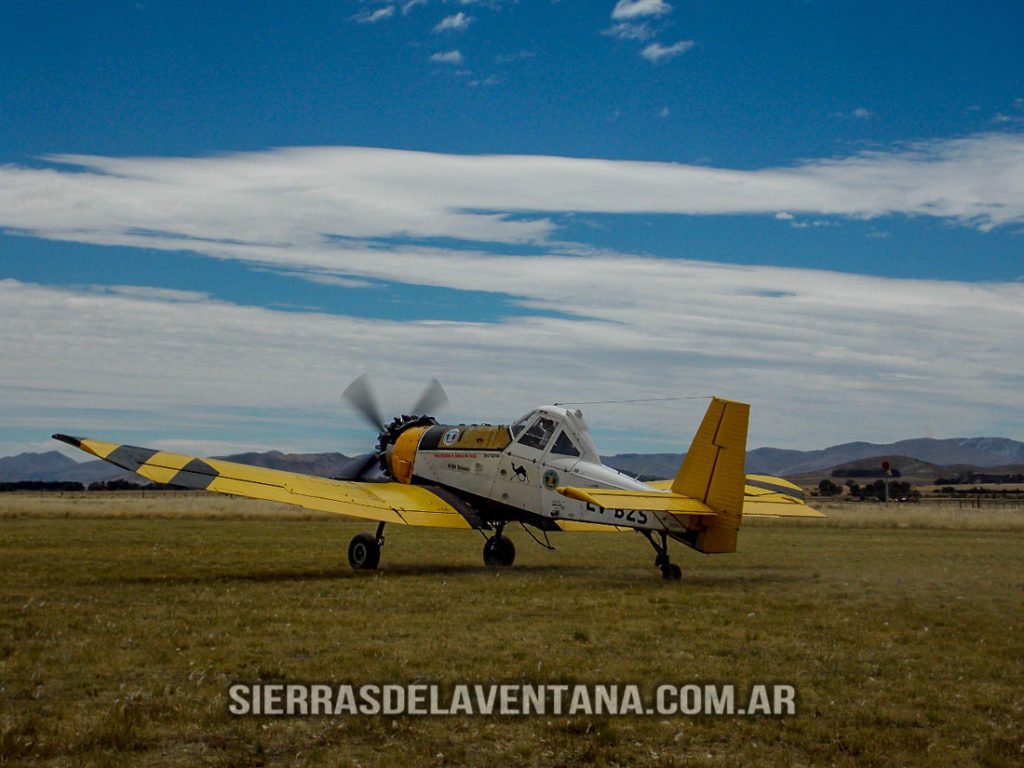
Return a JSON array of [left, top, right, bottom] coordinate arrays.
[[558, 486, 716, 515], [647, 473, 825, 518], [743, 474, 825, 517]]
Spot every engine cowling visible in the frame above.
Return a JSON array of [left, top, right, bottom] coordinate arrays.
[[376, 415, 437, 483], [380, 420, 514, 484]]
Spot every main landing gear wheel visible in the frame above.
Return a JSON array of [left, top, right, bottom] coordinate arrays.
[[348, 533, 380, 570], [483, 535, 516, 567], [348, 522, 386, 571]]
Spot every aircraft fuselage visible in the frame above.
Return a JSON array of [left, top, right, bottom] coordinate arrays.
[[386, 406, 688, 535]]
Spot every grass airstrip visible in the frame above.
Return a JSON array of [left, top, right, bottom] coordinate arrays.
[[2, 493, 1022, 767]]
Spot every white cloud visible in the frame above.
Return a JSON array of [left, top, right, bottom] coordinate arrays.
[[2, 137, 1024, 453], [353, 4, 395, 23], [612, 0, 672, 20], [2, 254, 1022, 457], [993, 113, 1024, 125], [3, 134, 1024, 258], [271, 271, 376, 289], [430, 50, 464, 64], [602, 22, 655, 41], [103, 285, 212, 303], [433, 12, 472, 32], [658, 106, 670, 118], [402, 0, 427, 13], [640, 40, 694, 63]]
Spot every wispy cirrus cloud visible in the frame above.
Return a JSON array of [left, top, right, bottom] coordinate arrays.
[[429, 49, 464, 64], [602, 22, 656, 41], [605, 0, 690, 63], [612, 0, 672, 20], [353, 4, 395, 24], [640, 40, 694, 63], [433, 12, 472, 33], [3, 251, 1022, 456], [8, 133, 1024, 253]]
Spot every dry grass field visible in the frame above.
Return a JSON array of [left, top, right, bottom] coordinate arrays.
[[2, 493, 1022, 767]]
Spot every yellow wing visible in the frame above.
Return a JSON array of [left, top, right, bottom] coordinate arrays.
[[52, 434, 473, 529]]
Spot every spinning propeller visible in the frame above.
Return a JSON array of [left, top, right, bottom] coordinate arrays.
[[339, 375, 449, 480]]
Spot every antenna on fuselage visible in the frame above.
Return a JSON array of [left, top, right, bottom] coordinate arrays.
[[553, 396, 712, 406]]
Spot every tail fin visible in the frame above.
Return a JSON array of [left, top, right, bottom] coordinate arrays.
[[671, 397, 749, 553]]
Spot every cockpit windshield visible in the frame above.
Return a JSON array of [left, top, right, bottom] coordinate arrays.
[[516, 416, 558, 451], [510, 414, 533, 439]]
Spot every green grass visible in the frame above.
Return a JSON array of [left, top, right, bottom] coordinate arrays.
[[2, 496, 1022, 767]]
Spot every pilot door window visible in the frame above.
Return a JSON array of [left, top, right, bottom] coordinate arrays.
[[516, 416, 557, 451], [550, 430, 581, 457]]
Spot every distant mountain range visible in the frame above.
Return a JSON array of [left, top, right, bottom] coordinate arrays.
[[604, 436, 1024, 480], [2, 436, 1023, 486], [0, 449, 364, 485]]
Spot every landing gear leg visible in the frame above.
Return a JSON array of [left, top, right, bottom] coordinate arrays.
[[643, 530, 681, 581], [348, 522, 386, 571], [483, 523, 516, 567]]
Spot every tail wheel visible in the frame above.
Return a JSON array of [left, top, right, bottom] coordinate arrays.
[[662, 563, 682, 581], [348, 532, 381, 570], [483, 535, 516, 567]]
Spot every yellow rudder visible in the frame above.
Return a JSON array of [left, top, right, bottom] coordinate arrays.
[[671, 398, 750, 553]]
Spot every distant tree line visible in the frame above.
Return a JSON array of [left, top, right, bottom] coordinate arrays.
[[88, 479, 152, 491], [831, 467, 902, 479], [936, 486, 1024, 498], [0, 481, 85, 492], [934, 472, 1024, 485], [0, 479, 171, 492], [817, 478, 919, 501]]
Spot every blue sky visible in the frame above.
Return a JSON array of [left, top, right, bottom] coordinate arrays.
[[1, 0, 1022, 459]]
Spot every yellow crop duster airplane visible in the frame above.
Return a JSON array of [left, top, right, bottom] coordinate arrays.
[[54, 378, 821, 580]]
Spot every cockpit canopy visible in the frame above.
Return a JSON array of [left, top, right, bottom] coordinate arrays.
[[508, 406, 600, 463]]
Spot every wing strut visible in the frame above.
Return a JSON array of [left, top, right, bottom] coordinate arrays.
[[519, 522, 556, 551]]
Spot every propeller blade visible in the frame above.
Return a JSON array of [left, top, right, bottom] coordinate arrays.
[[342, 374, 386, 432], [410, 378, 448, 416], [335, 452, 381, 481]]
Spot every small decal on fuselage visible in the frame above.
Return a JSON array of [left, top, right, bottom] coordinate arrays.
[[543, 469, 559, 490], [441, 428, 461, 446]]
